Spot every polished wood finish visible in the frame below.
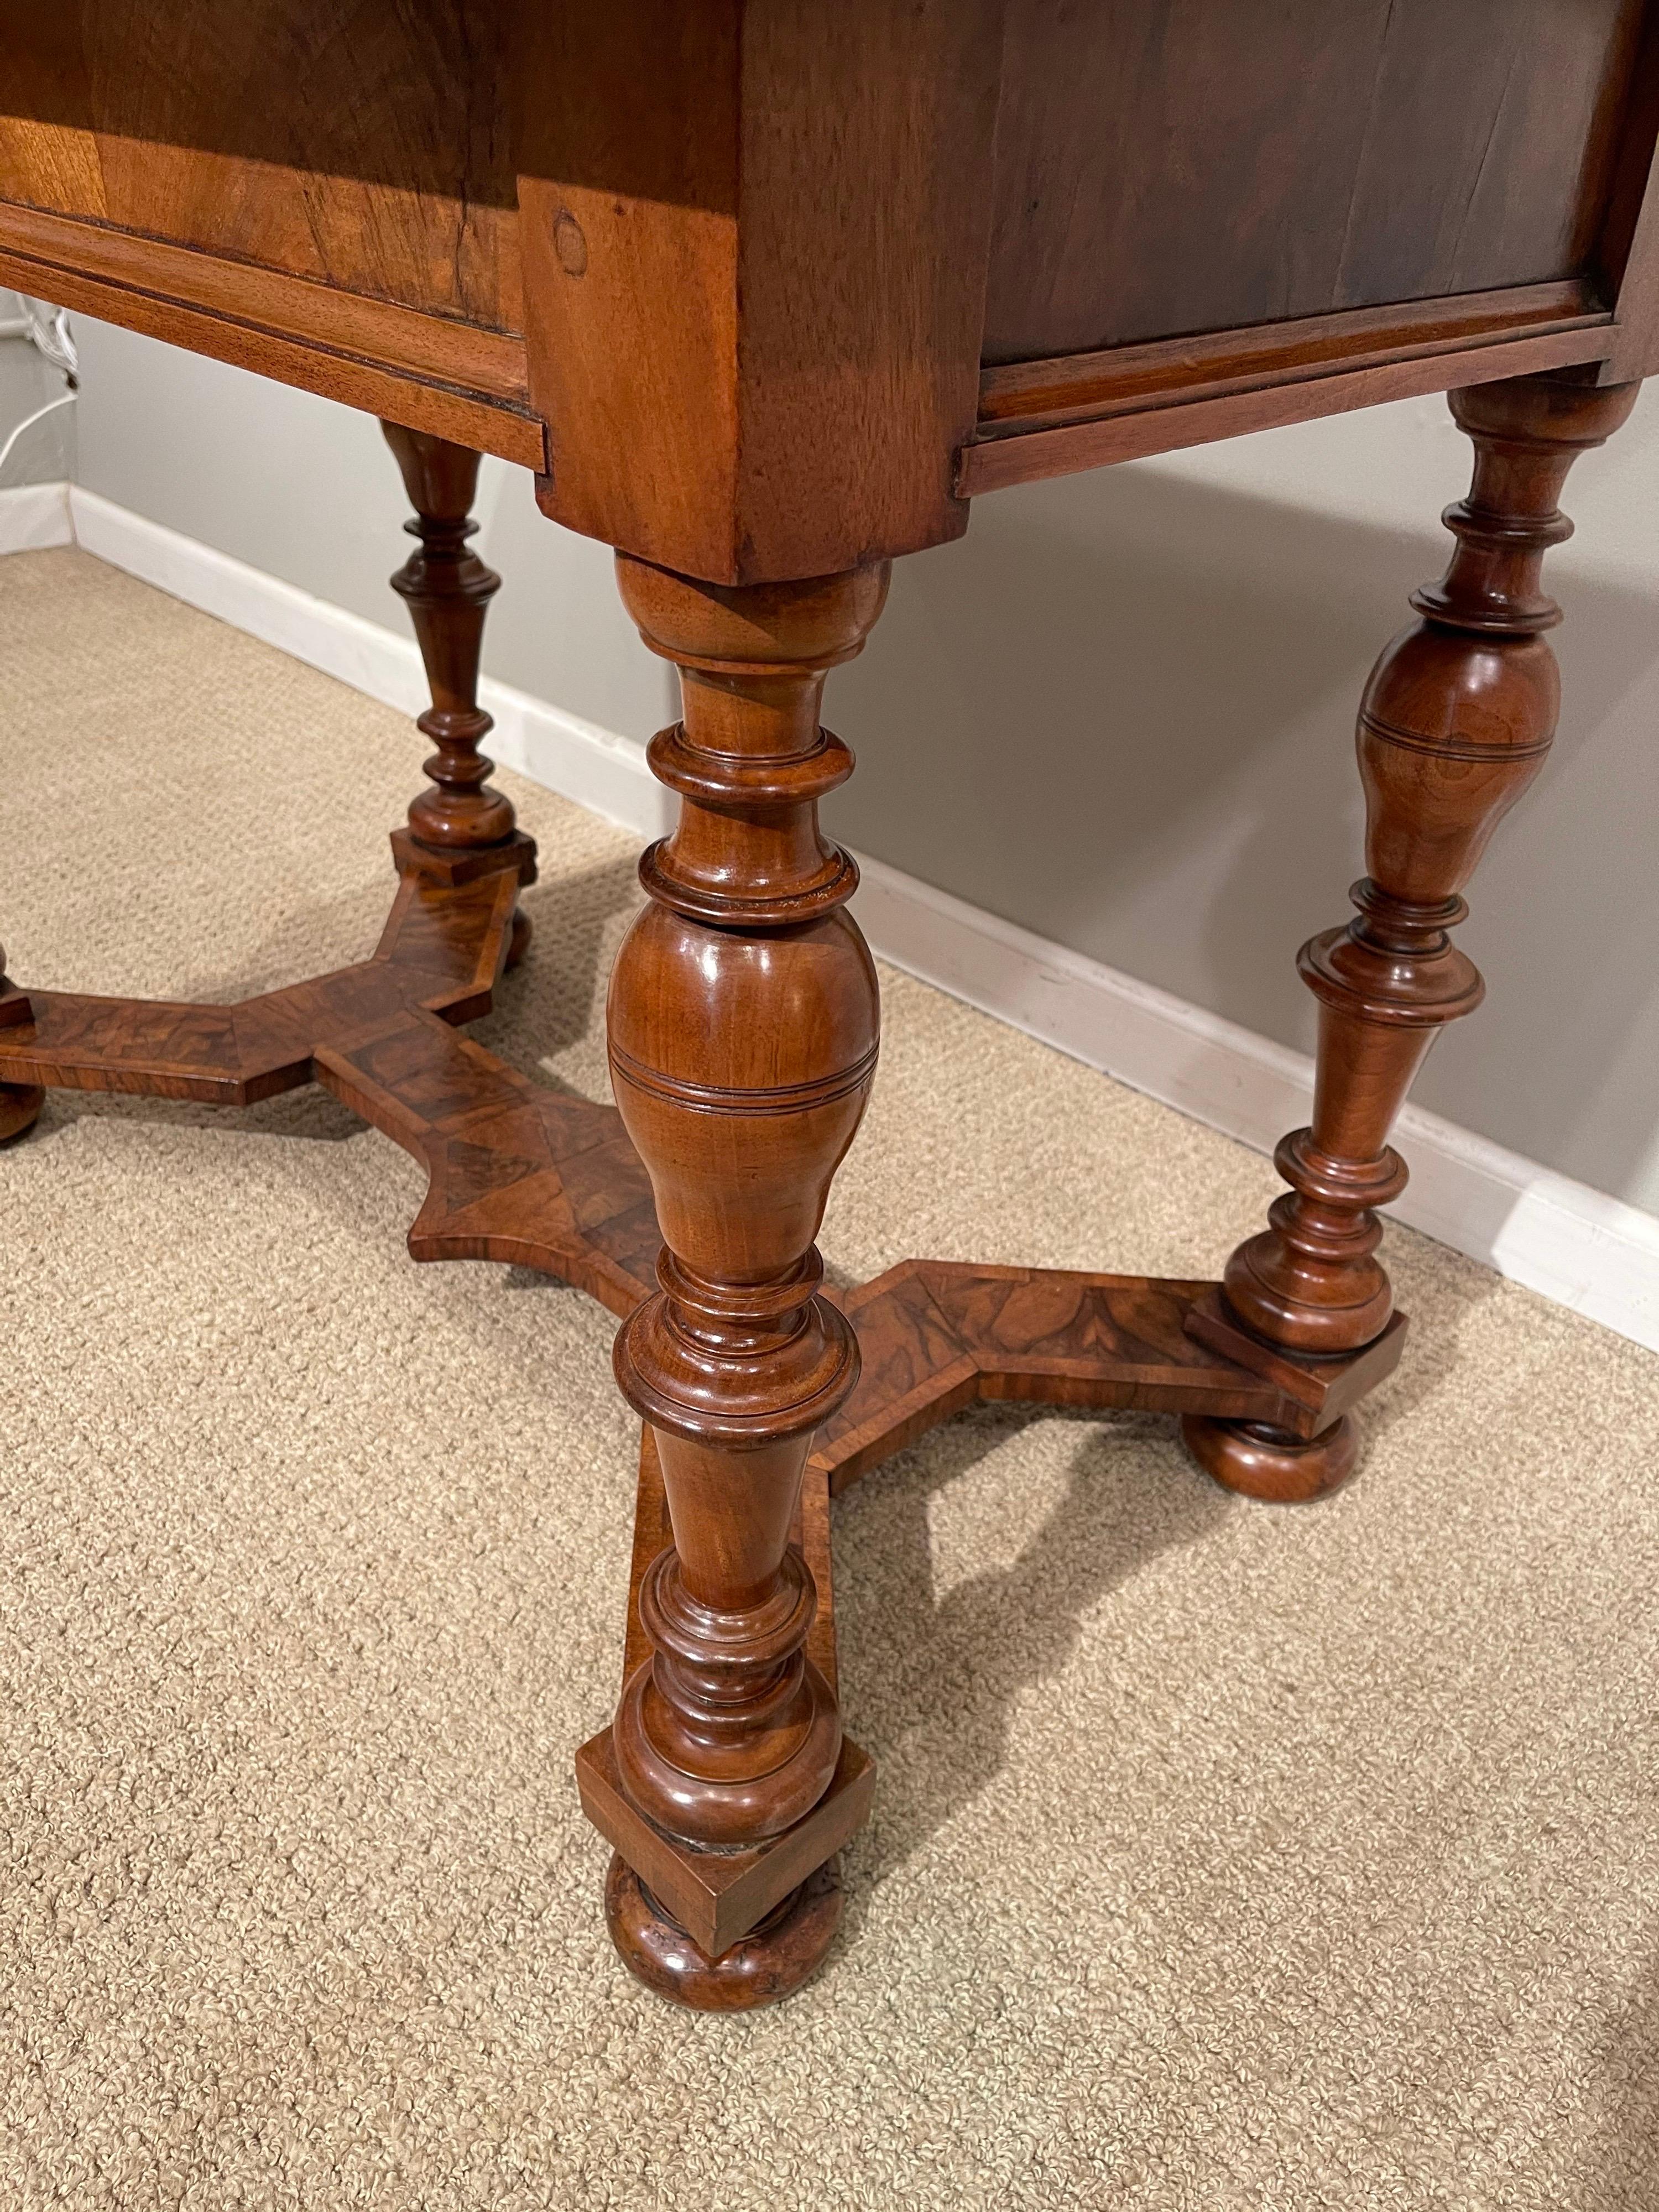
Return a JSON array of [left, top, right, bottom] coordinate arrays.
[[0, 449, 655, 1308], [1599, 1, 1659, 379], [516, 0, 1005, 584], [0, 942, 44, 1144], [984, 1, 1647, 362], [384, 425, 514, 855], [586, 557, 886, 2003], [604, 1851, 844, 2013], [380, 422, 535, 970], [577, 1432, 874, 1991], [0, 200, 544, 469], [0, 8, 541, 465], [976, 284, 1613, 440], [1, 5, 519, 323], [7, 5, 1659, 2009], [962, 281, 1623, 493], [11, 6, 1658, 577], [810, 1266, 1406, 1495], [1191, 369, 1642, 1503], [0, 860, 665, 1314]]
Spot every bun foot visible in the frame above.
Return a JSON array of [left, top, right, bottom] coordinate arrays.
[[1181, 1411, 1357, 1503], [0, 1082, 43, 1144], [505, 905, 532, 972], [604, 1852, 842, 2011]]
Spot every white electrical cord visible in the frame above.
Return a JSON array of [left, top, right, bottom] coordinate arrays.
[[0, 294, 77, 489], [0, 391, 76, 483], [17, 296, 77, 382]]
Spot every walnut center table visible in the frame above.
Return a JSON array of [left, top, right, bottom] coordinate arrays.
[[3, 3, 1656, 2008]]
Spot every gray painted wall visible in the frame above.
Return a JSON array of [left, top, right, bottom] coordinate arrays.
[[69, 316, 1659, 1214], [0, 291, 74, 488]]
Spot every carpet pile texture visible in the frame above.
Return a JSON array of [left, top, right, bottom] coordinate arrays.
[[2, 547, 1656, 2208]]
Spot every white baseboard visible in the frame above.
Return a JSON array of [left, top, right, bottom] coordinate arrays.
[[46, 486, 1659, 1354], [852, 859, 1659, 1353], [0, 478, 72, 552], [66, 487, 674, 842]]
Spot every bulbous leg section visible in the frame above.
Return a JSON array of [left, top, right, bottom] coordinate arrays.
[[605, 1853, 842, 2011], [1199, 371, 1640, 1501], [1181, 1412, 1357, 1504], [587, 555, 891, 2005]]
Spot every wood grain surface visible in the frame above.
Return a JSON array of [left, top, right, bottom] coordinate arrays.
[[8, 4, 1659, 2014], [983, 0, 1648, 362], [1192, 368, 1642, 1503], [7, 4, 1659, 554]]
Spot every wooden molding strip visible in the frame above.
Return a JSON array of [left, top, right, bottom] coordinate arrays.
[[0, 201, 529, 395], [0, 201, 543, 469], [960, 322, 1617, 497], [978, 280, 1607, 434]]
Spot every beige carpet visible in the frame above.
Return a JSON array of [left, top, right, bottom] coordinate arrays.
[[2, 544, 1657, 2210]]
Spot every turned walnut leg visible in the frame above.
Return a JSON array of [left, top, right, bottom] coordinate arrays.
[[1186, 369, 1641, 1503], [0, 943, 43, 1142], [597, 556, 888, 2007], [380, 421, 535, 969]]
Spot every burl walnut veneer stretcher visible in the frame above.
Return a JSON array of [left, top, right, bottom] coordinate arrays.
[[2, 4, 1656, 2008]]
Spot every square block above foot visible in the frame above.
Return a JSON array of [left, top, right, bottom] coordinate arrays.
[[575, 1725, 876, 1960], [1184, 1290, 1408, 1434], [389, 825, 538, 888]]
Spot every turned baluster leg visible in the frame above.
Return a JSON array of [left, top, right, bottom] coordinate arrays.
[[0, 943, 43, 1142], [597, 556, 888, 2007], [380, 421, 535, 968], [1186, 369, 1641, 1504]]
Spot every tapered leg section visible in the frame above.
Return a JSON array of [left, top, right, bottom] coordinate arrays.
[[589, 556, 889, 2007], [1190, 369, 1641, 1501], [380, 421, 535, 967], [0, 948, 42, 1142]]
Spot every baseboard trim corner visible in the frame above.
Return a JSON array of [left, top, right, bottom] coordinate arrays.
[[0, 477, 72, 553], [60, 483, 1659, 1355]]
